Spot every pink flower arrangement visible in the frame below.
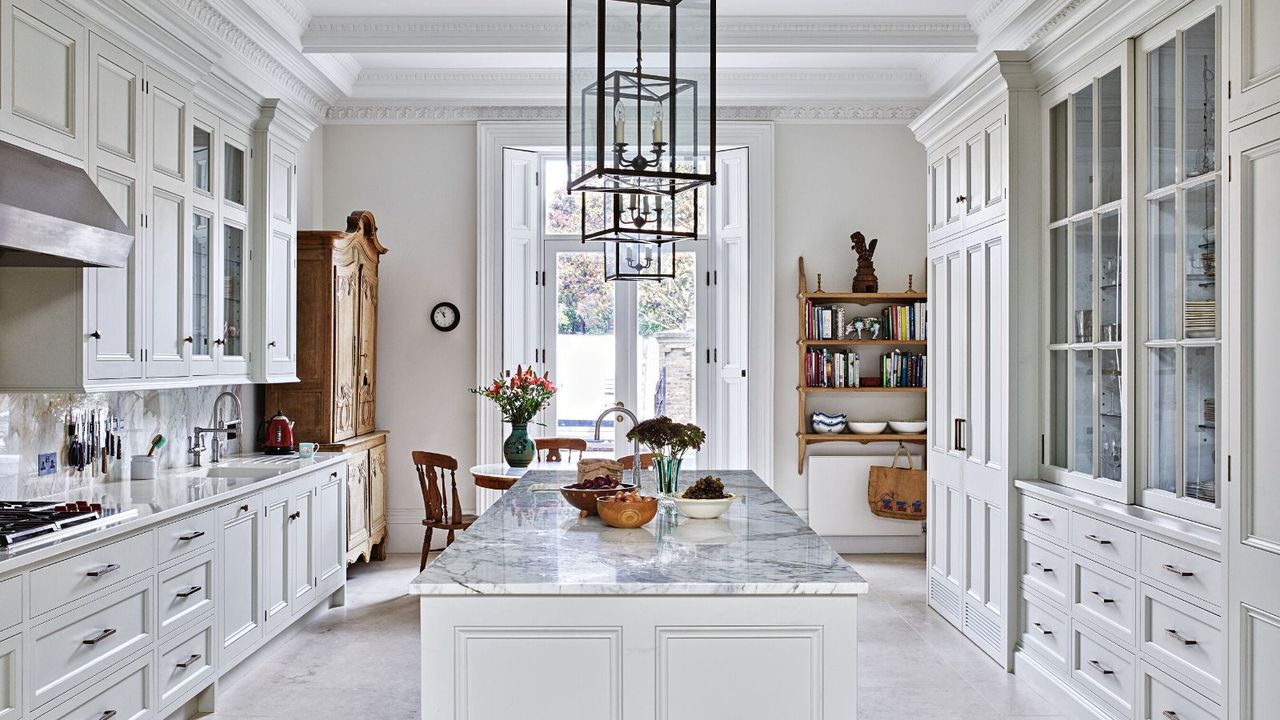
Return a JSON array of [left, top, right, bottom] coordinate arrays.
[[471, 365, 557, 425]]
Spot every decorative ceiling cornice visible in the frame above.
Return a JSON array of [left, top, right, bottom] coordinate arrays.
[[324, 102, 924, 124], [1021, 0, 1092, 49]]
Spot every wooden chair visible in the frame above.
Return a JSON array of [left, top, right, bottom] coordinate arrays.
[[617, 452, 656, 470], [412, 451, 477, 571], [535, 437, 587, 463]]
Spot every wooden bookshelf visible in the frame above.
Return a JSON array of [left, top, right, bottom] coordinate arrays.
[[796, 256, 928, 473]]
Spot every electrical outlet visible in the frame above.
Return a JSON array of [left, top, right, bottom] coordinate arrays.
[[38, 452, 57, 476]]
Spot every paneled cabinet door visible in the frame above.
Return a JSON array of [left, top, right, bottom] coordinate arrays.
[[1229, 111, 1280, 720], [927, 238, 965, 627], [316, 468, 345, 594], [216, 125, 251, 378], [356, 264, 378, 436], [368, 441, 387, 541], [264, 146, 297, 380], [0, 0, 86, 160], [0, 633, 19, 720], [220, 496, 263, 663], [144, 68, 191, 379], [963, 107, 1006, 227], [85, 33, 143, 382], [262, 485, 292, 634], [346, 452, 370, 554], [333, 260, 359, 442], [1229, 0, 1280, 122], [290, 478, 317, 612]]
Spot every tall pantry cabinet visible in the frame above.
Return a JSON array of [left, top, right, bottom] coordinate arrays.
[[265, 210, 389, 564]]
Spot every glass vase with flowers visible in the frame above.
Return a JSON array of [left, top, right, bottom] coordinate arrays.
[[471, 366, 557, 468], [626, 416, 705, 495]]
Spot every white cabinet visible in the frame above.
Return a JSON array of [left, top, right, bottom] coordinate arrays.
[[316, 468, 346, 596], [1228, 0, 1280, 123], [252, 100, 300, 383], [143, 67, 191, 379], [0, 0, 85, 161], [218, 495, 262, 665], [290, 476, 318, 612], [214, 123, 252, 379], [926, 105, 1007, 245], [261, 484, 291, 635], [0, 634, 19, 720]]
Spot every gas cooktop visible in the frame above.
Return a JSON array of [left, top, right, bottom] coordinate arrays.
[[0, 501, 139, 551]]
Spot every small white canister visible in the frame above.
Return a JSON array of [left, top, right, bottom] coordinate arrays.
[[131, 455, 158, 480]]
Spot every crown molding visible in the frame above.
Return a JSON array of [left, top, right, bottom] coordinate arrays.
[[324, 102, 924, 125], [302, 14, 977, 54]]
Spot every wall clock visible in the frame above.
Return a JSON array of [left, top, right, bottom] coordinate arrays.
[[430, 301, 460, 332]]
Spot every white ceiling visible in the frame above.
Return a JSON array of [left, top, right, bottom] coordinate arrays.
[[298, 0, 983, 17]]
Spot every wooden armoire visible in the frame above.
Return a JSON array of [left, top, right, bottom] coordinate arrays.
[[266, 210, 388, 564]]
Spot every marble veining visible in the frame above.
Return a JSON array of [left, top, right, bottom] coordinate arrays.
[[410, 470, 869, 596]]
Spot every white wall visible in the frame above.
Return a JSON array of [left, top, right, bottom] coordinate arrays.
[[322, 124, 478, 552], [771, 123, 927, 513], [296, 126, 325, 230]]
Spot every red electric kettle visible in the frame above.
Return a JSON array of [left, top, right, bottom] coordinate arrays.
[[263, 410, 296, 454]]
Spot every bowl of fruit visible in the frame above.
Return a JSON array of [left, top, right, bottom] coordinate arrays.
[[560, 476, 637, 516], [670, 476, 739, 520], [596, 489, 659, 528]]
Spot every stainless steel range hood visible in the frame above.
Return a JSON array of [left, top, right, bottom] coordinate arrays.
[[0, 139, 133, 268]]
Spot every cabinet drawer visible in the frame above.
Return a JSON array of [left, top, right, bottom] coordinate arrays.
[[1071, 513, 1136, 570], [1072, 624, 1137, 715], [39, 652, 151, 720], [1021, 533, 1069, 607], [1073, 556, 1137, 646], [29, 580, 153, 709], [1019, 593, 1068, 673], [1143, 665, 1221, 720], [1140, 537, 1222, 609], [0, 577, 19, 631], [157, 551, 214, 637], [1142, 587, 1224, 696], [1022, 495, 1069, 542], [157, 509, 217, 565], [158, 617, 214, 708], [29, 530, 155, 617], [0, 633, 19, 720]]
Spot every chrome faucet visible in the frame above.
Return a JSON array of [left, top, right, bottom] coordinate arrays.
[[594, 402, 642, 486], [190, 391, 243, 466]]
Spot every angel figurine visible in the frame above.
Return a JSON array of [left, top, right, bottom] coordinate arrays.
[[850, 231, 880, 293]]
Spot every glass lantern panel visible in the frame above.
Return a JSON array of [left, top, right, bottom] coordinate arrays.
[[604, 240, 677, 282], [1050, 225, 1070, 344], [1148, 347, 1177, 493], [1184, 346, 1217, 504], [1072, 219, 1094, 343], [1099, 68, 1124, 205], [1050, 350, 1068, 467], [1072, 350, 1095, 475], [1072, 84, 1094, 215], [1149, 39, 1177, 191], [1099, 348, 1123, 482], [1183, 15, 1218, 180], [1184, 180, 1218, 339], [1099, 210, 1122, 342], [1148, 195, 1178, 340]]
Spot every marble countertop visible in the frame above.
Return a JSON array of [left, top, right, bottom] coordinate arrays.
[[0, 452, 347, 574], [410, 469, 869, 596]]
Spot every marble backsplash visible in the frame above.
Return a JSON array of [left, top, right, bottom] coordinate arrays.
[[0, 386, 255, 482]]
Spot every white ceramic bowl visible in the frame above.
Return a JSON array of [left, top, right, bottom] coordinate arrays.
[[811, 421, 845, 434], [847, 421, 888, 435], [671, 493, 739, 520], [888, 420, 928, 434]]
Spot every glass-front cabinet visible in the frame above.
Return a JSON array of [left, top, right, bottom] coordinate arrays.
[[1043, 4, 1224, 526]]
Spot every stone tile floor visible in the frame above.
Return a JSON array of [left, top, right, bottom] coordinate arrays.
[[209, 554, 1063, 719]]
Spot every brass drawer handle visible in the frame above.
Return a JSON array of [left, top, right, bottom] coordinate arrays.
[[178, 530, 206, 541], [1028, 513, 1052, 522], [1165, 628, 1197, 646], [86, 563, 121, 577], [176, 653, 203, 669], [1087, 659, 1114, 675], [1031, 561, 1054, 573], [176, 585, 203, 599], [1161, 563, 1194, 577], [83, 628, 117, 645], [1084, 533, 1112, 545], [1032, 622, 1053, 635], [1089, 590, 1116, 604]]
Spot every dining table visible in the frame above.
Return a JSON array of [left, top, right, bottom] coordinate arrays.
[[470, 459, 587, 514]]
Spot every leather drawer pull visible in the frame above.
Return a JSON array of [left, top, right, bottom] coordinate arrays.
[[289, 511, 302, 521], [97, 712, 117, 720], [1084, 533, 1112, 545], [176, 653, 203, 669], [83, 628, 117, 645], [1161, 563, 1194, 577], [239, 504, 251, 513], [1165, 628, 1197, 646], [1032, 622, 1053, 635], [1028, 513, 1052, 522], [1087, 659, 1114, 675], [1163, 712, 1181, 720], [1031, 562, 1054, 573], [1089, 590, 1116, 604], [176, 585, 203, 598], [87, 563, 121, 577], [178, 530, 206, 541]]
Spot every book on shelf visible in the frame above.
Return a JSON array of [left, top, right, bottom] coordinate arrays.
[[880, 302, 929, 341], [804, 349, 862, 388], [804, 299, 928, 342], [879, 349, 927, 388]]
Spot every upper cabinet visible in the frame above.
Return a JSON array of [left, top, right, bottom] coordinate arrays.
[[0, 0, 86, 161], [1228, 0, 1280, 123], [926, 103, 1007, 245], [252, 101, 301, 383]]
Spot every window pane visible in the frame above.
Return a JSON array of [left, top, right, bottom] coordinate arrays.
[[1148, 347, 1177, 493], [1148, 39, 1177, 191], [1183, 16, 1217, 179], [636, 251, 697, 463], [224, 144, 244, 205], [1050, 351, 1068, 467], [1072, 350, 1094, 475], [1099, 68, 1123, 204], [1099, 349, 1122, 482], [1072, 219, 1094, 343], [1050, 101, 1069, 222], [1148, 195, 1178, 339], [1185, 347, 1217, 504], [1185, 180, 1217, 339], [555, 251, 616, 453], [192, 214, 211, 357], [223, 225, 243, 357], [1072, 84, 1094, 214], [1099, 210, 1121, 342], [193, 126, 211, 194], [1050, 226, 1070, 344]]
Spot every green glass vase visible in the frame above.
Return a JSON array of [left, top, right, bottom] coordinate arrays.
[[503, 423, 536, 468], [654, 454, 683, 495]]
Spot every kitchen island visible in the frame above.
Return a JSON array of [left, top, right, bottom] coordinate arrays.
[[411, 470, 867, 720]]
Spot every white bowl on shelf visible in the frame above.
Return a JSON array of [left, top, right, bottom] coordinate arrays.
[[810, 412, 847, 434], [888, 420, 928, 434], [847, 421, 888, 435], [811, 421, 845, 435]]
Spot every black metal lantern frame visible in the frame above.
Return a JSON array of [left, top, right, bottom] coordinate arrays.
[[603, 238, 678, 281], [567, 0, 715, 197], [581, 186, 699, 243]]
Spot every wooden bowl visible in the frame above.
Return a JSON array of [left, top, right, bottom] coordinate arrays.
[[596, 494, 659, 528], [560, 484, 636, 516]]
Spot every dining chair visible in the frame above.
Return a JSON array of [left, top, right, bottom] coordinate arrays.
[[617, 452, 656, 470], [535, 437, 587, 463], [412, 451, 477, 571]]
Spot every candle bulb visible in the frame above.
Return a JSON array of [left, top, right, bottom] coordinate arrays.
[[614, 102, 626, 143], [642, 196, 651, 216], [652, 103, 664, 144], [629, 193, 638, 211]]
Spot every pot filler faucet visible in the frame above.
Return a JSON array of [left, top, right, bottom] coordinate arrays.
[[189, 391, 243, 466], [594, 401, 642, 486]]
